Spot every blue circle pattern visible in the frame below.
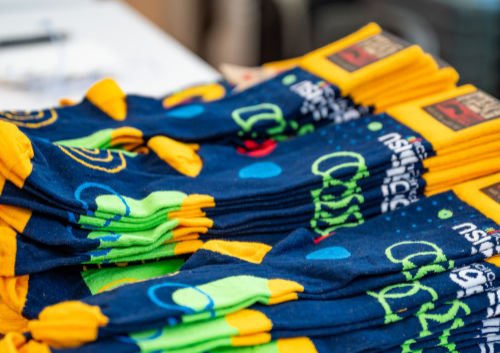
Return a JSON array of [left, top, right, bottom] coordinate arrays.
[[70, 183, 131, 256], [74, 182, 130, 228], [165, 104, 205, 119], [306, 246, 351, 260], [239, 162, 282, 179]]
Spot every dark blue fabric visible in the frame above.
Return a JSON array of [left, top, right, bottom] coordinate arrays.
[[3, 112, 433, 275], [58, 192, 500, 337], [7, 68, 369, 145]]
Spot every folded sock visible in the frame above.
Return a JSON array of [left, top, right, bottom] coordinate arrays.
[[5, 83, 497, 215], [1, 21, 499, 353], [1, 81, 499, 281], [0, 258, 185, 336], [41, 259, 497, 353], [0, 110, 431, 275], [12, 171, 500, 348], [0, 63, 367, 150], [349, 53, 439, 103], [21, 264, 500, 353]]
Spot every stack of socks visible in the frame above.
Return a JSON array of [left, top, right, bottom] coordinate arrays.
[[0, 22, 498, 353], [1, 82, 500, 277], [0, 86, 499, 337], [2, 110, 426, 275], [388, 86, 500, 195], [4, 172, 500, 353]]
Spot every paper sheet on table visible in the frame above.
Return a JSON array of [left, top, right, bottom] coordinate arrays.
[[0, 39, 123, 90]]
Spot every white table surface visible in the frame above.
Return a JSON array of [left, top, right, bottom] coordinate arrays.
[[0, 0, 221, 110]]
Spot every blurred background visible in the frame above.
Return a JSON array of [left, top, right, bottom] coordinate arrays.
[[128, 0, 500, 96], [0, 0, 499, 109]]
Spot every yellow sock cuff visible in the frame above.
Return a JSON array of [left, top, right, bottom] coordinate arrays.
[[351, 53, 438, 103], [266, 279, 304, 304], [226, 309, 272, 336], [0, 221, 18, 277], [373, 81, 457, 113], [424, 156, 500, 192], [173, 240, 204, 256], [300, 23, 423, 95], [147, 136, 203, 177], [0, 299, 29, 335], [387, 85, 500, 150], [0, 121, 34, 189], [0, 204, 32, 233], [85, 78, 127, 121], [424, 140, 500, 171], [28, 301, 108, 349], [201, 240, 272, 264], [277, 337, 318, 353], [453, 173, 500, 226], [231, 332, 272, 347], [0, 275, 28, 316]]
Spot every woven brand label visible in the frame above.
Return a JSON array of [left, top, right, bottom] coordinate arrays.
[[327, 32, 409, 72], [423, 90, 500, 131], [481, 182, 500, 205]]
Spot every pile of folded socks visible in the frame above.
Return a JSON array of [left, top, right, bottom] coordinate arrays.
[[1, 23, 500, 353], [6, 175, 500, 353]]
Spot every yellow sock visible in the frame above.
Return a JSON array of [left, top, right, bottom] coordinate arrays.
[[299, 23, 423, 95], [366, 66, 458, 106], [373, 80, 457, 113], [424, 140, 500, 172], [387, 84, 500, 151], [424, 155, 500, 194], [351, 54, 438, 103], [452, 172, 500, 226]]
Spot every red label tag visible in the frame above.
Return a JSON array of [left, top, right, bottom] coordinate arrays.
[[327, 32, 409, 72], [423, 90, 500, 131], [481, 182, 500, 204]]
